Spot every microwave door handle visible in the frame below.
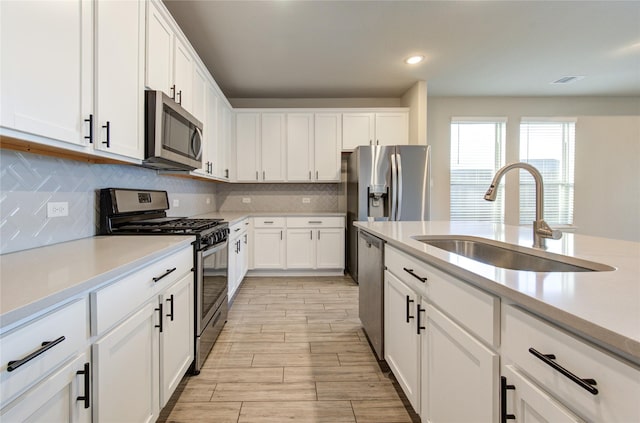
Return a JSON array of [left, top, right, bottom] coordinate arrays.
[[192, 127, 203, 160]]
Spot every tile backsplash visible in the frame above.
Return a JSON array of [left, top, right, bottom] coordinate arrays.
[[0, 149, 216, 254], [216, 183, 339, 213]]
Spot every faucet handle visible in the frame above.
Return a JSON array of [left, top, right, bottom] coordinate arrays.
[[536, 220, 563, 240]]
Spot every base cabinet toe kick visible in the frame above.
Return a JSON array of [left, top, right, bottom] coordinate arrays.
[[370, 240, 640, 423]]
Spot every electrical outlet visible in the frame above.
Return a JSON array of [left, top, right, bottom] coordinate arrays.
[[242, 197, 251, 204], [173, 199, 180, 207], [206, 197, 211, 205], [47, 202, 69, 218], [302, 197, 311, 204]]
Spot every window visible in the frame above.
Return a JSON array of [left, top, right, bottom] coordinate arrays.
[[450, 118, 506, 222], [519, 119, 575, 225]]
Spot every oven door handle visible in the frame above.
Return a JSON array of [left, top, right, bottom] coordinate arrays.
[[201, 240, 228, 255]]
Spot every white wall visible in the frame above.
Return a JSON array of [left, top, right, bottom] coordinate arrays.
[[401, 81, 428, 145], [427, 96, 640, 241]]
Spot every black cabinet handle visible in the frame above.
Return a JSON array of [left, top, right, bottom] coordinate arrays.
[[225, 169, 229, 178], [405, 295, 415, 323], [155, 303, 164, 333], [416, 304, 426, 334], [177, 90, 182, 105], [76, 362, 90, 409], [7, 336, 66, 372], [310, 230, 313, 240], [500, 376, 516, 423], [84, 114, 93, 143], [153, 267, 176, 283], [528, 347, 598, 395], [166, 294, 174, 321], [403, 267, 427, 283], [102, 121, 110, 147], [308, 221, 322, 224], [170, 84, 176, 100]]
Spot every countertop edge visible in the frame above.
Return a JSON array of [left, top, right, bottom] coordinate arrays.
[[0, 237, 194, 331]]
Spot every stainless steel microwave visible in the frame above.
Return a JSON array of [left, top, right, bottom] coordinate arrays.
[[143, 90, 203, 171]]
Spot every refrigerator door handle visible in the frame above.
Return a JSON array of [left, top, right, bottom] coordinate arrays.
[[390, 153, 398, 221], [396, 152, 403, 220]]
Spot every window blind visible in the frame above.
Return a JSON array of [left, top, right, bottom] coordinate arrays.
[[519, 120, 575, 225], [450, 120, 506, 222]]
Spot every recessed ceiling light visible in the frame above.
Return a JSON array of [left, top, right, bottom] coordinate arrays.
[[405, 55, 424, 65]]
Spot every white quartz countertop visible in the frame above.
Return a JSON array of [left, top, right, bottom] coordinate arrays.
[[0, 235, 194, 330], [194, 211, 346, 226], [354, 220, 640, 364]]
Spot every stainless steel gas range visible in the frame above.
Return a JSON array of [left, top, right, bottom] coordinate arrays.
[[99, 188, 228, 374]]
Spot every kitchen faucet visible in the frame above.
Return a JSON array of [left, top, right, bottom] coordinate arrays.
[[484, 162, 562, 249]]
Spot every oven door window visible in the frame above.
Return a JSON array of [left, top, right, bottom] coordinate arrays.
[[202, 242, 228, 319]]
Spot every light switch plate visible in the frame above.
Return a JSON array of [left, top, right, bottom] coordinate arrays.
[[242, 198, 251, 204], [173, 199, 180, 207], [302, 198, 311, 204]]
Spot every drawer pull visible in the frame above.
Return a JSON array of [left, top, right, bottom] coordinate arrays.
[[153, 267, 176, 283], [76, 362, 90, 409], [263, 221, 274, 224], [500, 376, 516, 423], [7, 336, 66, 372], [416, 304, 426, 334], [308, 221, 322, 224], [528, 347, 599, 395], [405, 295, 415, 322], [234, 228, 241, 232], [403, 267, 427, 283]]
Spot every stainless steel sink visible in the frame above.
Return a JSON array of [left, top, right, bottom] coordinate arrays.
[[413, 235, 615, 272]]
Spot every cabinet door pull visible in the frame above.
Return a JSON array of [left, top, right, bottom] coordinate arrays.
[[177, 90, 182, 105], [170, 84, 176, 100], [244, 234, 247, 244], [309, 171, 311, 180], [84, 114, 93, 143], [500, 376, 516, 423], [263, 170, 266, 180], [166, 294, 174, 321], [316, 170, 319, 179], [310, 230, 313, 240], [317, 230, 320, 240], [403, 267, 427, 283], [405, 295, 415, 322], [152, 267, 176, 283], [7, 336, 66, 372], [225, 169, 229, 178], [102, 121, 110, 147], [528, 347, 598, 395], [416, 304, 425, 334], [155, 303, 164, 333], [76, 362, 91, 409], [280, 230, 283, 240]]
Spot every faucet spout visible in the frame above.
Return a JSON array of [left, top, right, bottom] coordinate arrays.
[[484, 162, 562, 249]]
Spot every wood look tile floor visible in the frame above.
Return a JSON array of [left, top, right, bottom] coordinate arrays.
[[159, 276, 418, 423]]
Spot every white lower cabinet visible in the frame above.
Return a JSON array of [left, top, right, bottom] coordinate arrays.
[[384, 270, 421, 412], [0, 351, 91, 423], [159, 273, 194, 407], [421, 302, 499, 422], [93, 302, 159, 423], [282, 216, 345, 271], [286, 229, 315, 268], [253, 228, 286, 269], [502, 365, 583, 422], [228, 218, 250, 299]]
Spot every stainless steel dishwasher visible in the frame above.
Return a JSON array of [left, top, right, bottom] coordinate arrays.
[[358, 230, 385, 360]]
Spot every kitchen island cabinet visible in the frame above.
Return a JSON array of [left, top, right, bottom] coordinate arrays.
[[356, 221, 640, 421]]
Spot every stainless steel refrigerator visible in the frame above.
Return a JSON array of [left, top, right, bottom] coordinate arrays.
[[347, 145, 431, 282]]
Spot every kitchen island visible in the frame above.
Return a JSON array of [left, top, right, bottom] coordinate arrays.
[[356, 220, 640, 422]]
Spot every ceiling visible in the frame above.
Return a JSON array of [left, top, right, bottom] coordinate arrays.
[[163, 0, 640, 99]]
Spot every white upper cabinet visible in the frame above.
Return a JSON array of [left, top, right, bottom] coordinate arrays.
[[235, 113, 261, 181], [375, 112, 409, 146], [145, 1, 173, 95], [0, 0, 92, 147], [191, 65, 207, 124], [94, 0, 145, 159], [217, 103, 232, 180], [314, 113, 342, 181], [235, 112, 286, 182], [287, 113, 314, 181], [286, 112, 341, 183], [261, 113, 286, 181], [342, 111, 409, 151], [173, 38, 193, 112]]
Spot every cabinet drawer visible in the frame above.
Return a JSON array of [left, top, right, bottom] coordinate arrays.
[[0, 298, 88, 408], [503, 305, 640, 422], [91, 246, 193, 336], [385, 245, 499, 347], [286, 216, 344, 228], [253, 217, 285, 228], [229, 218, 249, 235]]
